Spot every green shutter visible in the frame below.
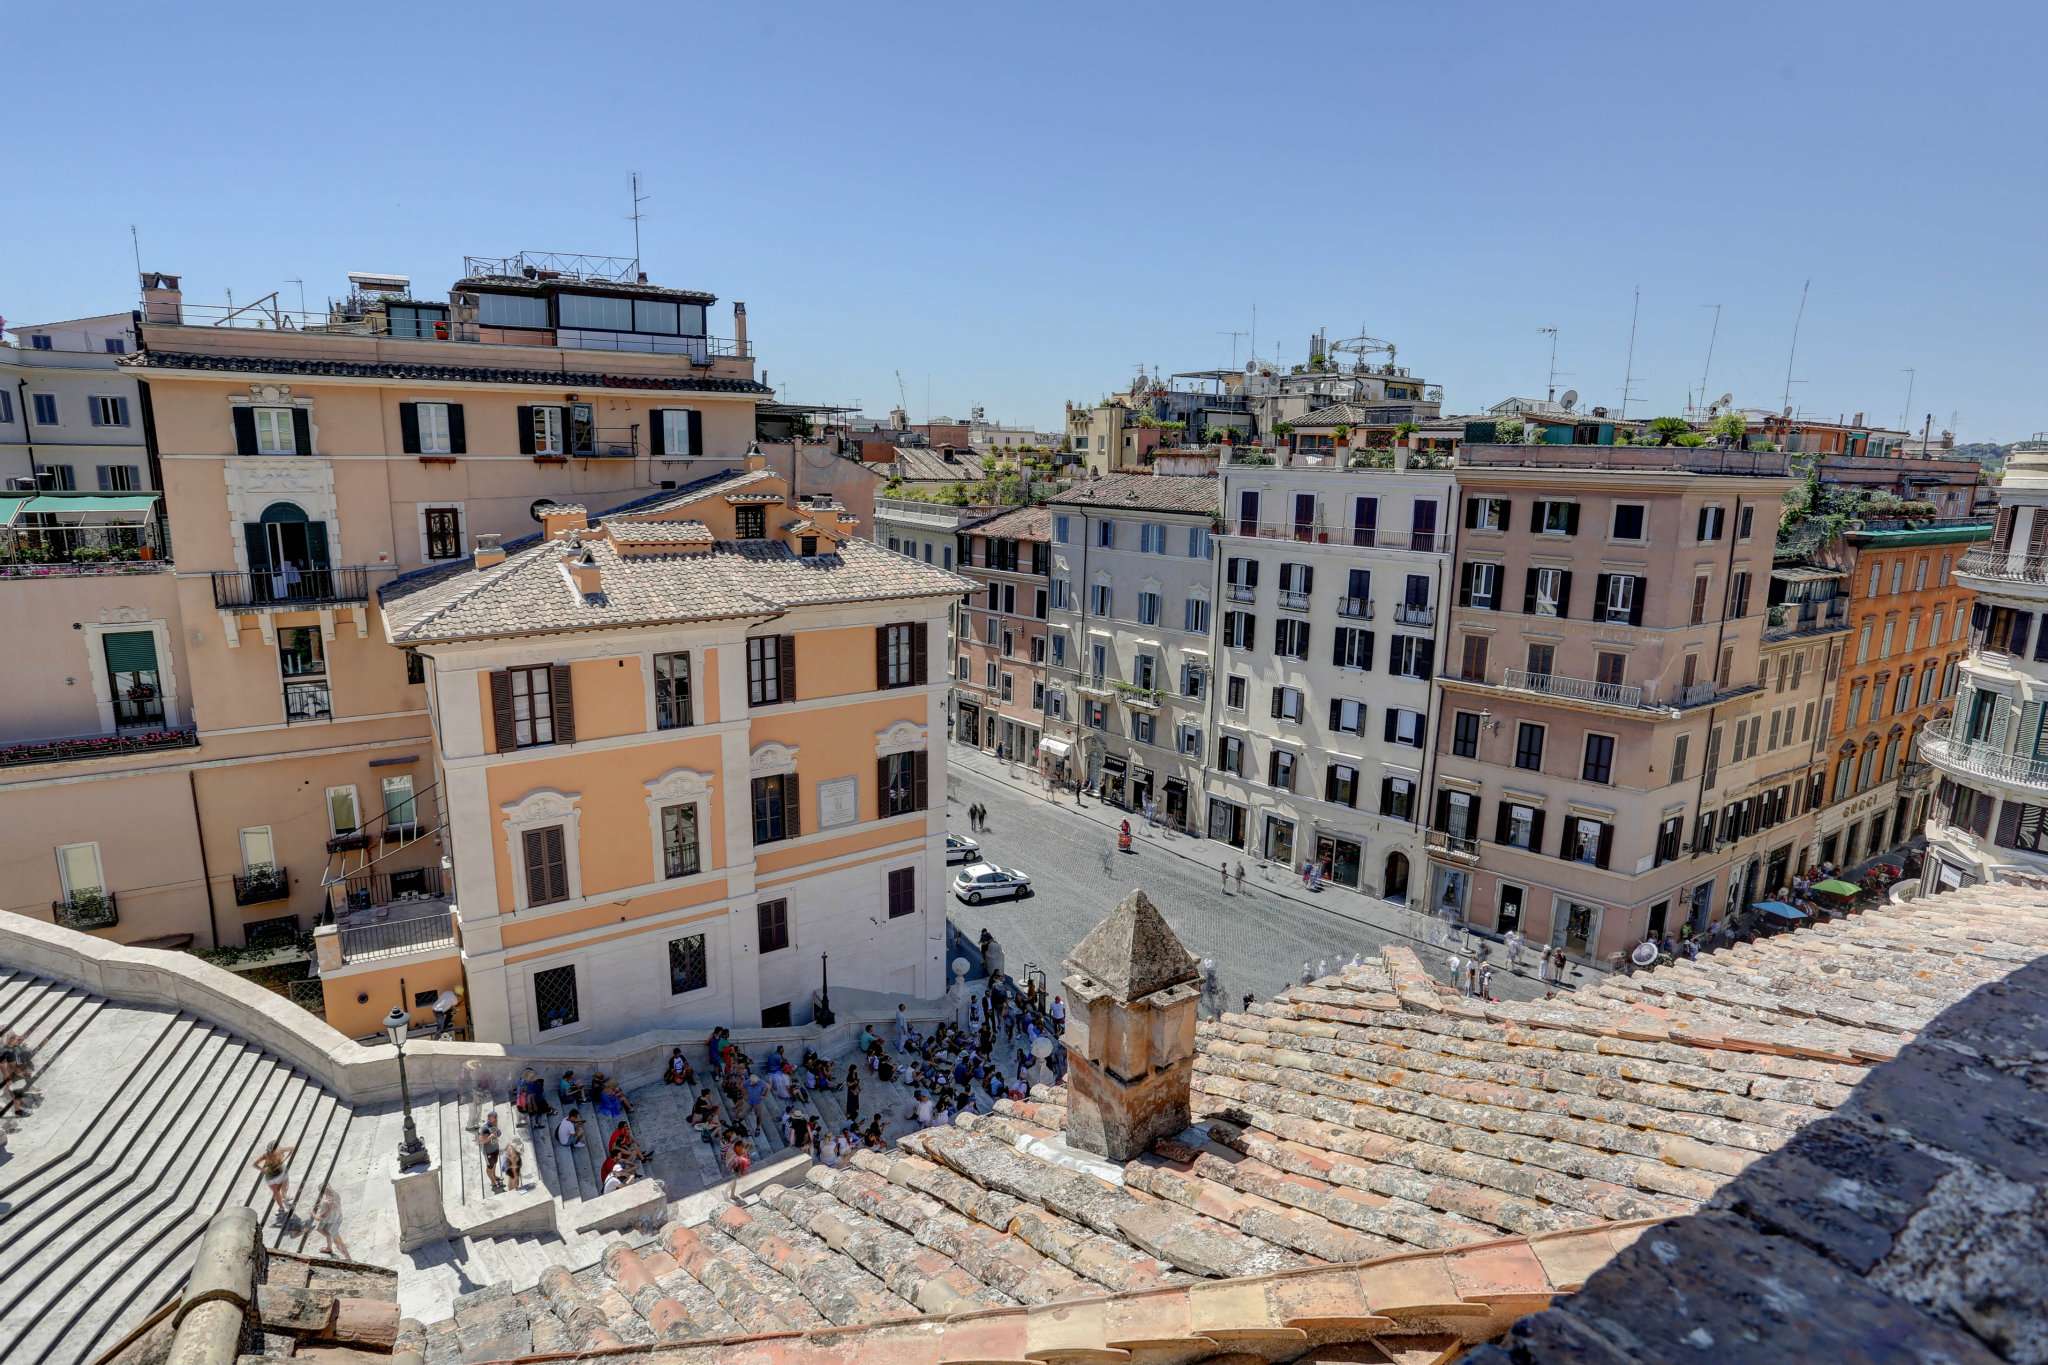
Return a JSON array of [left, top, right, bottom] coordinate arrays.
[[102, 630, 158, 674]]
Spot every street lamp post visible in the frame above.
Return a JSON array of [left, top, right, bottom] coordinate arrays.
[[816, 952, 834, 1026], [384, 1006, 430, 1171]]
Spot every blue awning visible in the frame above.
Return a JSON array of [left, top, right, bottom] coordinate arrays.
[[1754, 901, 1808, 921]]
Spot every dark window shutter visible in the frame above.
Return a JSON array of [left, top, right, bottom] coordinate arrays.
[[545, 825, 569, 900], [913, 749, 929, 810], [244, 521, 269, 574], [877, 755, 890, 813], [1417, 640, 1433, 681], [787, 776, 802, 837], [1464, 497, 1479, 529], [1379, 777, 1393, 814], [2015, 614, 2034, 659], [1596, 823, 1613, 869], [551, 662, 576, 743], [1697, 507, 1709, 540], [779, 634, 797, 701], [292, 408, 311, 455], [1323, 767, 1336, 802], [1973, 602, 1989, 630], [1459, 562, 1475, 607], [1523, 569, 1539, 615], [233, 406, 258, 455], [448, 403, 466, 454], [1383, 709, 1397, 743], [1629, 578, 1647, 626], [1274, 618, 1287, 654], [490, 671, 516, 751], [1530, 810, 1547, 852], [1997, 799, 2024, 848], [1594, 574, 1611, 619], [1301, 565, 1314, 595], [305, 521, 330, 570], [1434, 789, 1450, 830], [522, 828, 549, 904], [517, 406, 535, 455], [1329, 698, 1341, 730], [1532, 500, 1547, 529], [1495, 804, 1512, 844], [399, 402, 421, 454], [912, 621, 928, 684], [1271, 687, 1283, 719], [686, 410, 702, 455], [875, 626, 890, 689], [1500, 501, 1513, 532], [1556, 571, 1573, 621], [1361, 631, 1374, 671], [1563, 503, 1580, 535], [650, 408, 668, 456]]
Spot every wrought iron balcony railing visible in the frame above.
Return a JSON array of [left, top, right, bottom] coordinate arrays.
[[52, 891, 118, 931]]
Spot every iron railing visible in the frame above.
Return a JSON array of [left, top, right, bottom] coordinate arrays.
[[1958, 547, 2048, 584], [1338, 597, 1373, 620], [1921, 718, 2048, 790], [1278, 589, 1310, 612], [1765, 599, 1851, 638], [1226, 584, 1257, 603], [1500, 667, 1645, 710], [286, 978, 326, 1016], [329, 863, 447, 917], [338, 908, 456, 963], [51, 892, 118, 931], [232, 865, 291, 906], [1394, 602, 1435, 626], [0, 727, 198, 769], [1426, 830, 1479, 860], [212, 565, 371, 609], [284, 679, 332, 723], [0, 523, 168, 576], [1223, 521, 1447, 552]]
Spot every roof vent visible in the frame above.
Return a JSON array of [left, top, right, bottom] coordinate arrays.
[[473, 532, 506, 569]]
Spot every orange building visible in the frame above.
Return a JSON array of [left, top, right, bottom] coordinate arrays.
[[952, 505, 1051, 760]]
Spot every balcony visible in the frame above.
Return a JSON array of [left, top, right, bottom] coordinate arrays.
[[1224, 521, 1448, 553], [231, 864, 290, 906], [1338, 597, 1374, 620], [1957, 547, 2048, 587], [1, 520, 170, 579], [1394, 602, 1435, 627], [1278, 589, 1311, 613], [212, 565, 371, 610], [51, 891, 118, 931], [335, 907, 457, 964], [1765, 599, 1850, 639], [1921, 717, 2048, 793], [1426, 829, 1480, 862], [284, 678, 332, 723], [1227, 583, 1257, 603], [0, 726, 198, 769], [1499, 667, 1645, 710]]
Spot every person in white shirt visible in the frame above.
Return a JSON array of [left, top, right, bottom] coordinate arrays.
[[913, 1090, 934, 1126], [556, 1109, 586, 1148]]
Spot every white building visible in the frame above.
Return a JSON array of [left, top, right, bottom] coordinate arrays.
[[2, 312, 153, 492], [1922, 433, 2048, 889], [1043, 474, 1219, 831], [1206, 461, 1453, 898]]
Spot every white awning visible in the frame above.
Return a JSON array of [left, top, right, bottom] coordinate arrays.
[[1040, 738, 1072, 758]]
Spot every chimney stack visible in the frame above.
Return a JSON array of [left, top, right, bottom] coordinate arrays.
[[570, 547, 602, 598], [1060, 889, 1202, 1162], [473, 532, 506, 569], [732, 301, 748, 354], [139, 271, 183, 325]]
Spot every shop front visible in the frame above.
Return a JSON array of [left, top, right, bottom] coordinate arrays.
[[1263, 813, 1296, 867], [1163, 777, 1189, 832], [1099, 754, 1127, 808], [957, 701, 982, 747], [1314, 831, 1362, 889], [1128, 765, 1154, 819], [1208, 798, 1247, 848]]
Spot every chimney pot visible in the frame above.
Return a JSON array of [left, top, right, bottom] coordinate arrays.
[[473, 532, 506, 569]]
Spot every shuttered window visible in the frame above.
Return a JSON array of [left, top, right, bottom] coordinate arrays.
[[490, 664, 575, 749], [877, 750, 929, 817], [876, 622, 927, 689], [522, 825, 569, 906], [747, 634, 794, 706]]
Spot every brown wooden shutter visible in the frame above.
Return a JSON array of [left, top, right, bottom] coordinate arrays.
[[522, 827, 549, 905], [785, 775, 801, 838], [1997, 798, 2023, 848], [2029, 514, 2048, 558], [550, 663, 576, 743], [399, 403, 421, 454], [544, 825, 569, 900], [489, 670, 516, 751], [877, 756, 891, 815], [913, 749, 929, 811], [778, 634, 796, 702], [911, 621, 927, 684], [875, 626, 890, 690]]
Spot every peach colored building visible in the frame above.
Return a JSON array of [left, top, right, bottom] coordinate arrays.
[[0, 260, 779, 1039], [952, 505, 1051, 760], [378, 465, 966, 1043], [1428, 443, 1806, 965]]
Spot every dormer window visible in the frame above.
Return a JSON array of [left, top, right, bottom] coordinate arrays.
[[735, 505, 767, 538]]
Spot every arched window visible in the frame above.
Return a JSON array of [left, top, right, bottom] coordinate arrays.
[[244, 501, 330, 601]]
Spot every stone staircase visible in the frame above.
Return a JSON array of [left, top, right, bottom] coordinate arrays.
[[0, 968, 361, 1365]]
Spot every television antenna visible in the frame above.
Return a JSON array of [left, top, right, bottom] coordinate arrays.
[[1538, 326, 1570, 403], [1780, 278, 1810, 415], [1900, 368, 1916, 434], [1216, 330, 1247, 368], [627, 171, 650, 273], [1617, 286, 1642, 418], [1694, 303, 1722, 417]]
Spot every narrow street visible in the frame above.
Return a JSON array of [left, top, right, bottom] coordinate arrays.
[[941, 759, 1563, 1007]]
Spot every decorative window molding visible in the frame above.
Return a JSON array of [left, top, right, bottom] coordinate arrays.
[[750, 742, 800, 777], [82, 617, 181, 734], [875, 720, 929, 757], [644, 766, 715, 883], [501, 787, 584, 912]]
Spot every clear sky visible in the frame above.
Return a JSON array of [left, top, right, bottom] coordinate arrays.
[[8, 1, 2043, 441]]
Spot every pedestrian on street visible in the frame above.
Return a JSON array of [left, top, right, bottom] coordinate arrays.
[[1242, 993, 1255, 1013], [1050, 995, 1066, 1036], [478, 1111, 505, 1192], [1479, 966, 1495, 1000], [846, 1068, 861, 1123], [1220, 861, 1231, 893], [252, 1139, 296, 1225], [1234, 862, 1246, 895], [502, 1138, 524, 1192], [313, 1187, 350, 1260]]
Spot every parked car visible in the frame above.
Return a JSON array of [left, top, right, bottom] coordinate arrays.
[[952, 862, 1032, 904], [945, 831, 982, 865]]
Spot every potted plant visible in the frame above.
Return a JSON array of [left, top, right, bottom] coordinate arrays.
[[1332, 423, 1352, 451]]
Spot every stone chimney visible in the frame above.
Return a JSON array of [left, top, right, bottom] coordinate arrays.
[[569, 546, 602, 598], [732, 301, 748, 354], [1060, 889, 1202, 1162], [139, 271, 183, 325], [538, 504, 588, 541], [473, 532, 505, 569], [745, 442, 767, 472]]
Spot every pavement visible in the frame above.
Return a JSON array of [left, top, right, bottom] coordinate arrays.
[[941, 741, 1590, 1007]]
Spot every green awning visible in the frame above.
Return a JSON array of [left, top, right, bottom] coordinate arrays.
[[101, 630, 159, 674], [1812, 878, 1861, 897], [0, 495, 28, 527], [21, 494, 160, 521]]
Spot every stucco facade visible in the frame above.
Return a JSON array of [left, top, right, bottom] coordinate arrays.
[[1, 312, 152, 492], [953, 505, 1052, 762]]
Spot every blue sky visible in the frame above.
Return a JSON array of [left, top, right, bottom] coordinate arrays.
[[9, 2, 2044, 440]]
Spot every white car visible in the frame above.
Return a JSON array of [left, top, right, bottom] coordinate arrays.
[[945, 831, 982, 865], [952, 862, 1031, 904]]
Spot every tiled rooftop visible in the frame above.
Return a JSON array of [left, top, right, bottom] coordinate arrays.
[[1048, 472, 1219, 516], [403, 882, 2048, 1364], [961, 504, 1052, 542], [887, 446, 990, 483], [123, 349, 773, 394]]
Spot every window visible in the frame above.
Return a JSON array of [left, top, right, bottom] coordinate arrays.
[[659, 408, 695, 456], [1381, 775, 1416, 820], [424, 507, 462, 560], [1890, 560, 1905, 594], [1697, 505, 1726, 542], [1597, 651, 1625, 687], [1385, 708, 1423, 747], [1271, 685, 1304, 722], [1180, 661, 1204, 698], [96, 464, 141, 491], [413, 402, 454, 455], [56, 841, 104, 898], [1332, 626, 1373, 671], [887, 866, 917, 918], [1278, 561, 1313, 605], [1050, 633, 1067, 666], [1601, 574, 1639, 624], [1218, 735, 1246, 775], [1140, 523, 1166, 553], [534, 964, 580, 1032], [662, 803, 701, 878], [1671, 733, 1690, 781], [1467, 496, 1508, 531], [752, 773, 798, 844], [30, 334, 54, 350], [1515, 723, 1545, 771], [1137, 591, 1161, 626], [880, 750, 928, 816], [1330, 697, 1365, 735], [1184, 596, 1210, 634], [1868, 562, 1883, 597], [1452, 711, 1480, 758], [1325, 763, 1360, 808], [381, 774, 418, 831], [1583, 734, 1615, 784], [254, 406, 297, 454], [1738, 505, 1756, 540], [757, 898, 791, 952], [1097, 519, 1116, 548], [1051, 578, 1071, 611], [669, 934, 708, 994], [32, 393, 59, 424], [1612, 503, 1646, 540], [1177, 723, 1200, 755], [1691, 575, 1710, 626], [1187, 526, 1211, 559], [521, 826, 570, 905], [1269, 749, 1296, 790], [1389, 635, 1433, 680], [1526, 642, 1555, 677], [0, 391, 10, 422], [1000, 672, 1015, 701], [879, 622, 924, 688], [1223, 610, 1254, 648], [509, 666, 555, 746], [735, 504, 767, 538], [1915, 557, 1930, 591], [1461, 561, 1502, 610], [1130, 711, 1154, 744], [747, 635, 789, 705], [478, 292, 551, 328], [1274, 619, 1310, 659], [1226, 675, 1248, 710], [1499, 803, 1543, 851], [1054, 515, 1071, 544], [1530, 567, 1569, 618], [1534, 500, 1579, 535], [1460, 633, 1489, 682], [654, 651, 693, 729], [1090, 583, 1113, 617], [1565, 816, 1610, 867], [90, 396, 130, 427]]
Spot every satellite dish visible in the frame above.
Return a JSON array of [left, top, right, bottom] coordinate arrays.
[[1631, 940, 1660, 967], [1717, 392, 1734, 410], [1559, 389, 1578, 411]]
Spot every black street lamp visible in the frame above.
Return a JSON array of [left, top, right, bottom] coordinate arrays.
[[384, 1005, 430, 1170], [816, 952, 834, 1026]]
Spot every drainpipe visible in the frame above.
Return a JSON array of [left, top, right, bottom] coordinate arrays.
[[190, 770, 220, 949], [14, 377, 38, 485], [1687, 493, 1751, 899]]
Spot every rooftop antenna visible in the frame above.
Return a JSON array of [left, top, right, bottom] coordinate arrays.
[[627, 171, 650, 274], [1780, 278, 1810, 415], [129, 224, 142, 277], [1617, 287, 1641, 419], [1899, 368, 1916, 434], [1694, 303, 1721, 417], [1216, 329, 1247, 368], [286, 278, 306, 316], [1538, 326, 1563, 402], [1249, 302, 1257, 365]]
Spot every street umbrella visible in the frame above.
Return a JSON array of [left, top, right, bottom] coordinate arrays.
[[1811, 879, 1861, 897], [1753, 900, 1808, 922]]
